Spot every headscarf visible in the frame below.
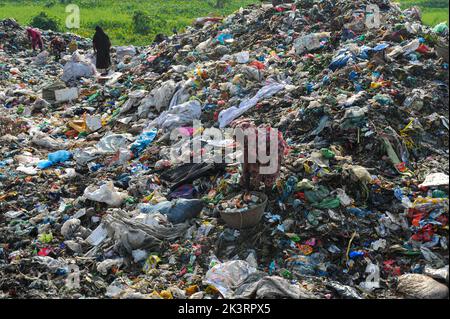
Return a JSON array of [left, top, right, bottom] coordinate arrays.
[[26, 27, 35, 36], [93, 26, 111, 51], [26, 27, 41, 41]]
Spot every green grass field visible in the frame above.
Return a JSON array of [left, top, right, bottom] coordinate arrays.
[[400, 0, 449, 25], [0, 0, 448, 45], [0, 0, 258, 45]]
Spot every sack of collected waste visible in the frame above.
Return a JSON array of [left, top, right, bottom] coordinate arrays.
[[61, 52, 96, 82]]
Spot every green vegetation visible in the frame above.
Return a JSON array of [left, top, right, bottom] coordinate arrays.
[[30, 11, 60, 31], [399, 0, 449, 25], [0, 0, 448, 45], [132, 10, 152, 35], [132, 10, 167, 36], [0, 0, 257, 45]]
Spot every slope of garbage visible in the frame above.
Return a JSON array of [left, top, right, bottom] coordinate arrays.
[[0, 0, 449, 299]]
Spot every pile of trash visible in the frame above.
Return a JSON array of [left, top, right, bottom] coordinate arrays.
[[218, 193, 263, 213], [0, 0, 449, 299]]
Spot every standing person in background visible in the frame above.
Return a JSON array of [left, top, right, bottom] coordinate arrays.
[[26, 27, 44, 52], [93, 26, 111, 75]]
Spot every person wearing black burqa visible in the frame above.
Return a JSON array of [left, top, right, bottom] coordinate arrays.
[[93, 26, 111, 75]]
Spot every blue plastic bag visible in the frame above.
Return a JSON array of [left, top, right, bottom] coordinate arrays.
[[349, 71, 359, 81], [216, 33, 233, 45], [349, 251, 365, 259], [372, 43, 389, 52], [358, 45, 373, 59], [48, 150, 72, 163], [37, 160, 54, 169], [329, 52, 352, 71], [347, 207, 372, 218], [130, 128, 157, 157], [37, 150, 72, 169]]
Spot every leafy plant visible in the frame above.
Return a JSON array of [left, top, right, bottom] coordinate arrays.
[[215, 0, 226, 8], [132, 10, 151, 35], [30, 11, 59, 31], [44, 1, 55, 8], [132, 10, 168, 36]]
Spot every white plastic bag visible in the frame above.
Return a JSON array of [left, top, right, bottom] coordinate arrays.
[[235, 51, 250, 63], [83, 181, 128, 207], [115, 46, 136, 61], [218, 82, 285, 128], [204, 260, 256, 298], [61, 52, 96, 82], [153, 100, 202, 131], [294, 32, 330, 54]]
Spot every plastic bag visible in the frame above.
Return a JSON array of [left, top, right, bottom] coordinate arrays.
[[31, 131, 66, 150], [102, 210, 189, 253], [130, 128, 158, 157], [61, 52, 96, 82], [83, 181, 128, 207], [150, 80, 177, 112], [235, 51, 250, 64], [294, 32, 330, 54], [115, 46, 136, 61], [218, 82, 285, 128], [432, 22, 449, 35], [34, 50, 49, 65], [234, 275, 317, 299], [204, 260, 256, 298], [97, 258, 124, 275], [37, 150, 72, 169], [139, 198, 203, 224], [329, 49, 353, 71], [153, 100, 201, 131]]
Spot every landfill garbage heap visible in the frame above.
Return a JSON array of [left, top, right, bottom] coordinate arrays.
[[0, 0, 449, 299]]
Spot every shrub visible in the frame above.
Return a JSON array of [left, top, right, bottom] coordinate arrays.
[[150, 14, 168, 31], [30, 12, 59, 31], [132, 11, 167, 35], [215, 0, 231, 8], [44, 1, 56, 8], [132, 10, 151, 35]]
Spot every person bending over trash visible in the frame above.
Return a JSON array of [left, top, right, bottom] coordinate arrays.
[[26, 27, 44, 51], [68, 38, 78, 54], [231, 119, 288, 191], [93, 26, 111, 75], [49, 36, 66, 61]]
